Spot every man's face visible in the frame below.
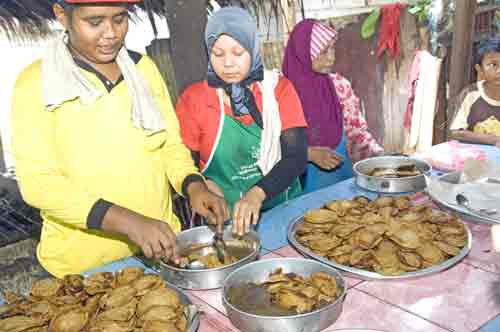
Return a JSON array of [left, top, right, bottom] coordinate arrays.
[[477, 52, 500, 86], [55, 4, 129, 64]]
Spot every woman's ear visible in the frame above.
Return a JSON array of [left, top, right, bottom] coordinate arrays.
[[53, 4, 69, 31], [475, 64, 485, 81]]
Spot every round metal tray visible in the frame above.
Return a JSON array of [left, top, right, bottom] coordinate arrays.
[[287, 217, 472, 281], [426, 171, 500, 225], [163, 280, 200, 332]]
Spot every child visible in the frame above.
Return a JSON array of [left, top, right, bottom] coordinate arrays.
[[449, 38, 500, 147]]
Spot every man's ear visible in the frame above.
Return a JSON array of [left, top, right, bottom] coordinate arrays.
[[475, 64, 485, 81], [53, 4, 69, 31]]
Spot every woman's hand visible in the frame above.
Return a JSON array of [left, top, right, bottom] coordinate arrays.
[[187, 181, 230, 233], [308, 146, 343, 170], [233, 186, 266, 236]]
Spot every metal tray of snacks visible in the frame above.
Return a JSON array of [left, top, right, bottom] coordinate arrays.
[[0, 268, 200, 332], [287, 195, 471, 281]]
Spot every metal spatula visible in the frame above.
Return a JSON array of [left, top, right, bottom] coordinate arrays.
[[207, 223, 227, 263]]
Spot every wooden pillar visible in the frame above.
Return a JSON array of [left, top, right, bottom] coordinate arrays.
[[146, 39, 179, 104], [449, 0, 477, 119], [165, 0, 208, 96]]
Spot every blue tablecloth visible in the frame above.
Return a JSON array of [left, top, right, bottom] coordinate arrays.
[[2, 144, 499, 313]]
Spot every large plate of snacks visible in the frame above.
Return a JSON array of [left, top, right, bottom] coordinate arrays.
[[288, 195, 471, 280], [0, 267, 199, 332]]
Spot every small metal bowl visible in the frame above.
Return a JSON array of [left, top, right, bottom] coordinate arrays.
[[222, 258, 346, 332], [353, 156, 431, 193], [137, 226, 261, 290]]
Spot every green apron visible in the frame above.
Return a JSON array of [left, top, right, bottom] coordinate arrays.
[[202, 89, 301, 211]]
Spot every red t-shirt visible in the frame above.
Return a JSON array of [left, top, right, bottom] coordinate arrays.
[[176, 77, 307, 169]]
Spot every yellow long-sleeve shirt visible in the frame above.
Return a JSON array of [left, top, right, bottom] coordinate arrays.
[[11, 54, 199, 278]]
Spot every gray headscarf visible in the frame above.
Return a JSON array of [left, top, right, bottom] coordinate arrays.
[[205, 7, 264, 122]]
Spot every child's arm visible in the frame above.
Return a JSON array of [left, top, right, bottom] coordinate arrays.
[[449, 129, 500, 147]]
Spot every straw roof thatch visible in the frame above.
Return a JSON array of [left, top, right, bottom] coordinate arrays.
[[0, 0, 168, 40], [0, 0, 302, 40]]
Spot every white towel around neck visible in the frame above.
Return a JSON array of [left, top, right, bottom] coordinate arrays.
[[41, 33, 166, 135], [257, 69, 282, 175]]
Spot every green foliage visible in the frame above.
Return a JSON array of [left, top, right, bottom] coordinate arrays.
[[408, 0, 433, 24]]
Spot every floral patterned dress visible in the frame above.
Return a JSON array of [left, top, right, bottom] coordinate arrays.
[[330, 73, 384, 163]]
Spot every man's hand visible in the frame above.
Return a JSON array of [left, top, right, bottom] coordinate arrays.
[[187, 181, 230, 233], [127, 218, 179, 262], [308, 146, 343, 170], [233, 186, 266, 236], [101, 205, 179, 263]]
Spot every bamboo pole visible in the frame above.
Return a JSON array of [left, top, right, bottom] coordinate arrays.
[[280, 0, 297, 44]]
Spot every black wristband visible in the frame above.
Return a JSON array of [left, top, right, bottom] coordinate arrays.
[[87, 199, 113, 230]]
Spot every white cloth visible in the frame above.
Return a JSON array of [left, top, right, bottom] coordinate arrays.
[[214, 70, 282, 176], [409, 51, 442, 152], [41, 33, 166, 135], [257, 70, 282, 175]]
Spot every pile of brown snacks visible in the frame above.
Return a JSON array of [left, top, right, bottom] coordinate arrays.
[[295, 196, 468, 276], [261, 268, 340, 314], [0, 268, 188, 332]]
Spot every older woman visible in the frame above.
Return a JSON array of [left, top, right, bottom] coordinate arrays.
[[283, 19, 383, 193], [176, 7, 308, 236]]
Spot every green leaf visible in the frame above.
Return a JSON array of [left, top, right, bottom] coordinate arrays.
[[361, 8, 381, 39], [408, 6, 422, 14]]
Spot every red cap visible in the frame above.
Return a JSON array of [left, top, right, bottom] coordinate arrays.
[[63, 0, 142, 3]]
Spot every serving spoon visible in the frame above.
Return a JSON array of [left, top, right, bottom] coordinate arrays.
[[207, 223, 227, 263], [456, 193, 498, 216]]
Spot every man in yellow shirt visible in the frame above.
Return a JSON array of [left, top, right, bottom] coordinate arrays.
[[11, 0, 228, 278]]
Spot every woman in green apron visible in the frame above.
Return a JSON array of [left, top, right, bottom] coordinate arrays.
[[176, 7, 308, 236]]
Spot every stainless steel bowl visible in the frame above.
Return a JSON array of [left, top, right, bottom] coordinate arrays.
[[353, 156, 431, 193], [222, 258, 346, 332], [137, 226, 261, 290]]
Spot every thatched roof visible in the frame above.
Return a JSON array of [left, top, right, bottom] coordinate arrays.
[[0, 0, 168, 40], [0, 0, 301, 40]]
